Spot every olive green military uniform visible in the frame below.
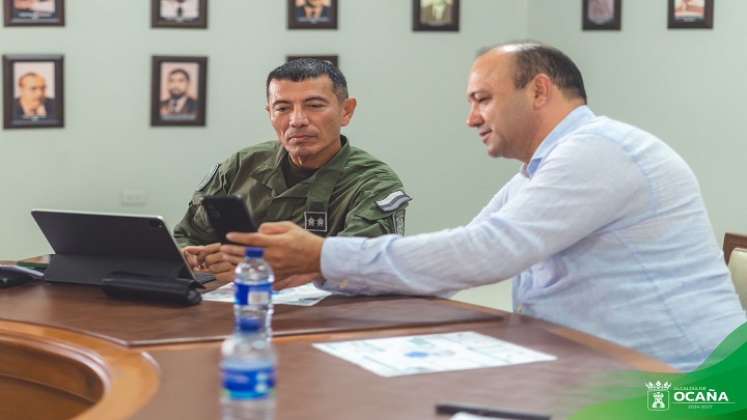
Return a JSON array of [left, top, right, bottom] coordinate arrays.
[[174, 136, 410, 247]]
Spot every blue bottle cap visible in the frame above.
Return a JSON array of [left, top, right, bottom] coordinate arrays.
[[245, 247, 263, 258]]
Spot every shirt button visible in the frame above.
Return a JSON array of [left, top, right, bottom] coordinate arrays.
[[339, 279, 349, 289], [516, 305, 524, 314]]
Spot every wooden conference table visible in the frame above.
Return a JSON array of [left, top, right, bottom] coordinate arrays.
[[0, 262, 675, 420]]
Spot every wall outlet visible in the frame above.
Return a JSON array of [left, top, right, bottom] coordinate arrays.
[[121, 189, 148, 206]]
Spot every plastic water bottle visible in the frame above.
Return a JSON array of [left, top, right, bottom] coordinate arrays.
[[221, 317, 277, 420], [233, 247, 274, 335]]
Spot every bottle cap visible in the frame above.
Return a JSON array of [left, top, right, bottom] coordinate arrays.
[[245, 247, 264, 258]]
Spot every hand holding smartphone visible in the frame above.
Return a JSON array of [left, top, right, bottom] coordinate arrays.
[[201, 195, 257, 243]]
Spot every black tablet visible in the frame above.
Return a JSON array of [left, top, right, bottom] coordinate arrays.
[[30, 209, 212, 285]]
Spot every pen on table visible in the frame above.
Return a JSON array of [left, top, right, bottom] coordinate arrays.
[[436, 403, 551, 420]]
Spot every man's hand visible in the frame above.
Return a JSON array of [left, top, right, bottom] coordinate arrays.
[[222, 222, 324, 279], [182, 245, 206, 270], [183, 243, 237, 282]]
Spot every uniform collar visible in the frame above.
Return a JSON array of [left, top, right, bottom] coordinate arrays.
[[522, 105, 595, 178], [263, 135, 351, 198]]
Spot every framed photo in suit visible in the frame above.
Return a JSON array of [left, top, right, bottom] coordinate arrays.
[[286, 55, 339, 68], [288, 0, 337, 30], [413, 0, 459, 32], [3, 0, 64, 27], [582, 0, 621, 31], [3, 54, 64, 129], [151, 56, 207, 127], [668, 0, 713, 29], [151, 0, 207, 29]]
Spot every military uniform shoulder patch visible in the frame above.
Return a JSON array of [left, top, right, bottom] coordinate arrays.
[[375, 190, 412, 212], [304, 211, 328, 233], [196, 163, 220, 192]]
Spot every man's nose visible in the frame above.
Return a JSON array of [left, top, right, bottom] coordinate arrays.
[[466, 106, 482, 127], [289, 109, 309, 127]]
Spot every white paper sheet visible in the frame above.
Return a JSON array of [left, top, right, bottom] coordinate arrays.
[[202, 282, 332, 306], [313, 331, 556, 377]]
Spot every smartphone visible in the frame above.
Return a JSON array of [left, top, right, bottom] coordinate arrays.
[[201, 195, 257, 242]]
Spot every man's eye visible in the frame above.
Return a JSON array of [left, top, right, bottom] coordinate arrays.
[[274, 107, 290, 113], [308, 103, 325, 108]]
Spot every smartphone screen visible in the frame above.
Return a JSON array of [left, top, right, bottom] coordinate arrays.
[[201, 195, 257, 242]]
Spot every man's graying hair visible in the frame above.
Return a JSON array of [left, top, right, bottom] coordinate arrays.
[[478, 41, 587, 103], [266, 58, 348, 101]]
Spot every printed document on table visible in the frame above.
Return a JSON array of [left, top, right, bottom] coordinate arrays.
[[313, 331, 556, 377], [202, 282, 331, 306]]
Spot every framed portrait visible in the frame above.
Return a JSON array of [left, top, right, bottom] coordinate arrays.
[[151, 56, 207, 127], [286, 55, 339, 68], [3, 0, 64, 26], [582, 0, 621, 30], [151, 0, 207, 29], [668, 0, 713, 29], [412, 0, 459, 32], [3, 54, 64, 129], [287, 0, 337, 30]]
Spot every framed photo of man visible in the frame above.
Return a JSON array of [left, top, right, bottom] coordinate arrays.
[[582, 0, 621, 31], [3, 0, 64, 26], [151, 56, 207, 127], [3, 54, 64, 129], [413, 0, 459, 32], [287, 0, 337, 30], [151, 0, 207, 29], [668, 0, 713, 29], [286, 55, 339, 68]]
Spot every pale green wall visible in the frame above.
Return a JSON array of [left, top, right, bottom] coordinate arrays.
[[0, 0, 526, 315]]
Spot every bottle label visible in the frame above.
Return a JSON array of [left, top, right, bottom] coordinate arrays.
[[235, 281, 272, 306], [222, 366, 276, 400]]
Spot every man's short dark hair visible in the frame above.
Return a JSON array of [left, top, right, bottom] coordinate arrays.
[[478, 41, 587, 103], [266, 58, 348, 101], [168, 68, 190, 82]]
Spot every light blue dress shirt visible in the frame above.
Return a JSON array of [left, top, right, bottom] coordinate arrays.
[[320, 106, 746, 371]]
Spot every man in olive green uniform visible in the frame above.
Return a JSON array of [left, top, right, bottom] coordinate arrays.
[[174, 58, 409, 281]]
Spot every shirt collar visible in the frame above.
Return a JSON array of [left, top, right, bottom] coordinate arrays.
[[522, 105, 595, 178], [272, 135, 350, 170], [263, 135, 351, 197]]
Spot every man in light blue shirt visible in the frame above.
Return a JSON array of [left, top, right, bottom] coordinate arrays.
[[223, 42, 746, 371]]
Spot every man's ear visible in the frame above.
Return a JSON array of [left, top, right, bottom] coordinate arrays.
[[340, 97, 357, 127], [265, 104, 271, 118], [531, 74, 553, 109]]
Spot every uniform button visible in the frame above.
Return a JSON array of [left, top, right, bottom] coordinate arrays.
[[340, 279, 349, 289], [516, 305, 524, 314]]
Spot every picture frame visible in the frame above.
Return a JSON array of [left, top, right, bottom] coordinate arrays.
[[286, 55, 339, 68], [582, 0, 621, 31], [3, 0, 64, 27], [668, 0, 713, 29], [412, 0, 459, 32], [151, 0, 207, 29], [151, 56, 207, 127], [3, 54, 64, 129], [287, 0, 337, 30]]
